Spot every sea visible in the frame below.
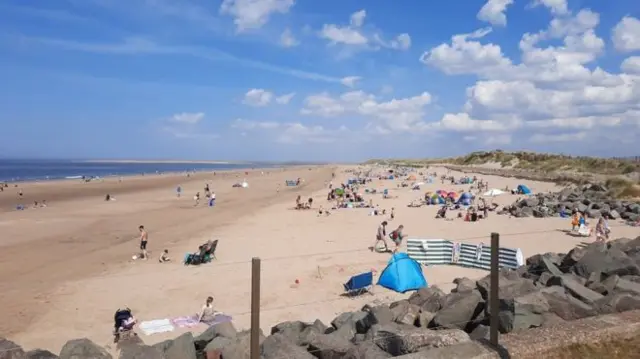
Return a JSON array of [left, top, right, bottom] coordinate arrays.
[[0, 159, 275, 182]]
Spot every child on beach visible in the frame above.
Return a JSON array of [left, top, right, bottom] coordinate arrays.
[[389, 225, 406, 253], [159, 249, 170, 263], [138, 225, 148, 260]]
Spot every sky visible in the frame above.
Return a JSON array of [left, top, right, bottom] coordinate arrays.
[[0, 0, 639, 162]]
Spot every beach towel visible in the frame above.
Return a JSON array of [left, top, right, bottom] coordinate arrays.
[[171, 315, 201, 329], [138, 319, 175, 335], [201, 314, 233, 327]]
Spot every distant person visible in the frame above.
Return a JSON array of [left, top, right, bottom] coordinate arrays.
[[18, 189, 23, 198], [389, 225, 406, 253], [138, 225, 148, 260], [390, 207, 395, 220], [373, 221, 389, 252], [176, 186, 182, 198], [209, 192, 216, 207], [159, 249, 170, 263], [194, 192, 200, 206], [198, 296, 221, 323]]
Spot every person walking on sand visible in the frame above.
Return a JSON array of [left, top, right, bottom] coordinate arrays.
[[373, 221, 389, 252], [389, 225, 406, 253], [138, 225, 148, 260], [176, 186, 182, 198], [194, 192, 200, 206]]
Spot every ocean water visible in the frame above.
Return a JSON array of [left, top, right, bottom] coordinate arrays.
[[0, 159, 269, 182]]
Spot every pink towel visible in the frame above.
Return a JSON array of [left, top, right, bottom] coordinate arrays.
[[171, 315, 200, 328]]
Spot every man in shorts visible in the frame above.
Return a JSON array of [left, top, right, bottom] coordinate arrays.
[[389, 225, 405, 253], [138, 225, 148, 260]]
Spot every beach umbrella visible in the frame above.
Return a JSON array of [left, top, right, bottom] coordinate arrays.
[[483, 188, 505, 197]]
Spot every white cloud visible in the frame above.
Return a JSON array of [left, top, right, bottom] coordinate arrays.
[[530, 0, 569, 15], [477, 0, 514, 27], [279, 28, 299, 47], [220, 0, 295, 32], [530, 132, 587, 142], [231, 118, 280, 129], [301, 90, 432, 133], [275, 92, 295, 104], [612, 16, 640, 52], [243, 88, 273, 106], [340, 76, 361, 88], [319, 9, 411, 50], [422, 8, 640, 144], [621, 56, 640, 74], [170, 112, 205, 124]]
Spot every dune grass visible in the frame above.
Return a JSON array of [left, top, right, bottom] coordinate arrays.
[[367, 150, 640, 176]]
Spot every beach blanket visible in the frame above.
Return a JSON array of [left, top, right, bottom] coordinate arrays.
[[201, 314, 233, 327], [171, 315, 200, 329], [138, 319, 175, 335]]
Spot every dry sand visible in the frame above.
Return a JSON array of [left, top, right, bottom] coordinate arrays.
[[2, 165, 639, 353]]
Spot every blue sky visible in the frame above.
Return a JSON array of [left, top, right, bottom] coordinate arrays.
[[0, 0, 639, 162]]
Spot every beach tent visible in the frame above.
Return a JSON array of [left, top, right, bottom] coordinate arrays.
[[430, 193, 445, 205], [457, 192, 473, 206], [517, 184, 531, 195], [377, 253, 427, 293]]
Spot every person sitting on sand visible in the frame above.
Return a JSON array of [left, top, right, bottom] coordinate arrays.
[[436, 206, 447, 219], [595, 217, 610, 242], [389, 225, 406, 253], [198, 296, 221, 323], [159, 249, 170, 263], [296, 195, 302, 209]]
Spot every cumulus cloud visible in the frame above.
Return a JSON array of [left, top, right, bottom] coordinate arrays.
[[612, 16, 640, 52], [319, 9, 411, 51], [220, 0, 295, 32], [279, 28, 299, 47], [477, 0, 514, 27]]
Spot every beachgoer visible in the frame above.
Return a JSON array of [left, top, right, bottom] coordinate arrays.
[[390, 207, 395, 220], [198, 296, 220, 323], [105, 194, 111, 201], [18, 189, 23, 198], [595, 217, 609, 242], [194, 192, 200, 206], [209, 192, 216, 207], [159, 249, 170, 263], [373, 221, 389, 252], [176, 186, 182, 198], [571, 212, 580, 231], [389, 225, 405, 253], [296, 195, 302, 209], [138, 225, 148, 260]]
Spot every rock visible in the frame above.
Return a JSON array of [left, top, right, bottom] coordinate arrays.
[[431, 291, 484, 331], [417, 311, 435, 328], [395, 341, 495, 359], [540, 287, 598, 320], [596, 293, 640, 314], [362, 305, 393, 327], [374, 324, 470, 356], [548, 274, 604, 305], [270, 321, 307, 345], [330, 312, 355, 330], [390, 301, 421, 326], [307, 333, 354, 359], [194, 322, 237, 351], [408, 287, 446, 313], [162, 332, 196, 359], [451, 277, 475, 293], [117, 344, 165, 359], [573, 246, 640, 279], [59, 338, 111, 359], [0, 338, 26, 359], [343, 342, 392, 359], [25, 349, 58, 359], [604, 276, 640, 296], [468, 324, 489, 340], [536, 272, 553, 287], [221, 330, 264, 359], [260, 333, 314, 359], [476, 274, 537, 302], [204, 337, 232, 356], [607, 210, 621, 220], [540, 313, 566, 328], [587, 209, 601, 218], [486, 297, 544, 333]]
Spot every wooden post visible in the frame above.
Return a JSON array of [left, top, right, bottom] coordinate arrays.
[[250, 258, 261, 359], [489, 232, 500, 347]]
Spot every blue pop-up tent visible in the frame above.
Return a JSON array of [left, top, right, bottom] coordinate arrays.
[[517, 184, 531, 195], [457, 192, 473, 206], [377, 253, 427, 293]]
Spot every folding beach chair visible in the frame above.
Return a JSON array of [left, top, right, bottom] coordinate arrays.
[[343, 272, 373, 297]]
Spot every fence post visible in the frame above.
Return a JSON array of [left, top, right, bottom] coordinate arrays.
[[250, 257, 261, 359], [489, 232, 500, 347]]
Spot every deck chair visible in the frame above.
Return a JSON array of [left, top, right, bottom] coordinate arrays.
[[343, 272, 373, 297]]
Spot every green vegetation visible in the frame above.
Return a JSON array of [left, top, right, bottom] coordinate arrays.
[[367, 150, 640, 175]]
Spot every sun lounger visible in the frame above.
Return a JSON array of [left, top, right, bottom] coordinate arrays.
[[343, 272, 373, 297]]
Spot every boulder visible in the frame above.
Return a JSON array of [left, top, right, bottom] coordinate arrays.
[[540, 286, 598, 320], [407, 287, 446, 313], [25, 349, 58, 359], [390, 301, 421, 326], [117, 344, 165, 359], [417, 311, 435, 328], [374, 324, 470, 356], [204, 337, 232, 357], [468, 324, 489, 340], [161, 332, 196, 359], [193, 321, 237, 351], [306, 333, 354, 359], [343, 342, 392, 359], [431, 291, 484, 331], [362, 305, 393, 327], [0, 338, 26, 359], [220, 330, 264, 359], [59, 338, 111, 359], [548, 274, 605, 305], [270, 321, 307, 345], [260, 333, 314, 359], [596, 293, 640, 314], [451, 277, 475, 293], [573, 246, 640, 279], [476, 274, 537, 302]]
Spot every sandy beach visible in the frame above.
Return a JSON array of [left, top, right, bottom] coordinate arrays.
[[2, 165, 639, 353]]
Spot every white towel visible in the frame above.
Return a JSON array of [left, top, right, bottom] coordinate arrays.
[[139, 319, 175, 335]]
